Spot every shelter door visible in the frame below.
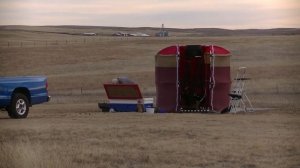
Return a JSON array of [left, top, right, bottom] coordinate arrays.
[[178, 45, 209, 111]]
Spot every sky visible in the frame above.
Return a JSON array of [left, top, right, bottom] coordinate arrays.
[[0, 0, 299, 29]]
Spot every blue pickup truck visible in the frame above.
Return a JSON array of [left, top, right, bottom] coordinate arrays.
[[0, 76, 50, 118]]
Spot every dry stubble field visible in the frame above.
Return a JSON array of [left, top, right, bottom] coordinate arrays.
[[0, 27, 299, 168]]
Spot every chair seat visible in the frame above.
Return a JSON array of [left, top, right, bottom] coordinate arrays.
[[229, 93, 242, 99]]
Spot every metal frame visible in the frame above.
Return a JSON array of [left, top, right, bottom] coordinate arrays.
[[229, 67, 254, 113]]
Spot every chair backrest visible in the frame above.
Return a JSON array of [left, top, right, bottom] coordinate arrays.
[[103, 84, 143, 100], [232, 67, 248, 96]]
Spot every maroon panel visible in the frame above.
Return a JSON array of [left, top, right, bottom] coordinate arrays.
[[214, 66, 231, 83], [155, 67, 177, 83], [103, 84, 143, 99], [212, 67, 231, 112], [155, 67, 177, 112], [156, 83, 177, 112], [212, 83, 231, 112]]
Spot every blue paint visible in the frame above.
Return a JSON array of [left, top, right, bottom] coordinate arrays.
[[0, 76, 50, 108], [109, 102, 153, 112]]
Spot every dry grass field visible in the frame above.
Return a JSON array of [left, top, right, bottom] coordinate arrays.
[[0, 26, 299, 168]]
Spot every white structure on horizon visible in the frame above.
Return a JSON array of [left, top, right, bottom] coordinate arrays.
[[113, 32, 150, 37], [113, 32, 129, 36], [82, 32, 97, 36], [129, 32, 150, 37]]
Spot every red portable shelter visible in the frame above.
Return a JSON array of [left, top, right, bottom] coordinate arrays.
[[155, 45, 231, 112]]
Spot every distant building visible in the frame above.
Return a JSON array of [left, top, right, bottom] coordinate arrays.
[[83, 32, 97, 36], [113, 32, 150, 37], [156, 31, 168, 37], [156, 24, 169, 37], [113, 32, 129, 36], [129, 32, 150, 37]]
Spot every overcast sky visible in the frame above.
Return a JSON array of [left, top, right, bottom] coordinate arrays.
[[0, 0, 299, 29]]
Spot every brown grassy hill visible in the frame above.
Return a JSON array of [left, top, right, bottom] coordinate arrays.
[[1, 25, 300, 37]]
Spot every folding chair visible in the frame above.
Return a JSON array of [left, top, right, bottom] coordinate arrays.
[[229, 67, 254, 113]]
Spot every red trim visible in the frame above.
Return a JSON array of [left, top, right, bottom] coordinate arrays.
[[157, 45, 177, 55], [103, 84, 143, 99], [157, 45, 231, 57], [203, 45, 230, 55]]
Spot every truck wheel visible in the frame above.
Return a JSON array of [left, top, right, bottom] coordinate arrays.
[[8, 93, 29, 119]]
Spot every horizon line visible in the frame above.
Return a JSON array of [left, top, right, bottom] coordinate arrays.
[[0, 25, 300, 30]]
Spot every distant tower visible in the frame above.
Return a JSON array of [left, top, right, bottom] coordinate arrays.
[[156, 23, 168, 37]]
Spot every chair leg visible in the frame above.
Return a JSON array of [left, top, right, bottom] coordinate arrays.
[[244, 94, 254, 112], [240, 99, 246, 112]]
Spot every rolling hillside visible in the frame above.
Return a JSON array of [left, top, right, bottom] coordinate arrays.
[[1, 25, 300, 37]]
